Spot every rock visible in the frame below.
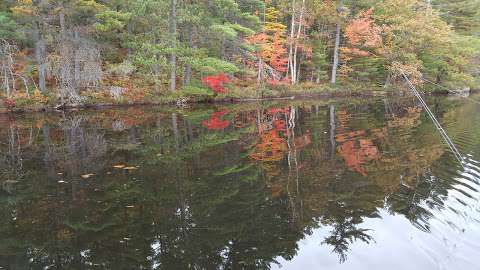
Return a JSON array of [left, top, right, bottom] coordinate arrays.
[[110, 86, 126, 101]]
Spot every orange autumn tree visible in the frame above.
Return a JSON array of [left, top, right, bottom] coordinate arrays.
[[247, 7, 289, 84], [340, 8, 386, 80]]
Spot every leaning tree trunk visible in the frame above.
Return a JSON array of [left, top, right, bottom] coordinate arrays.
[[169, 0, 177, 92]]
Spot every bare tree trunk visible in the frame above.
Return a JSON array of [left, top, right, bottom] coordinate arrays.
[[74, 29, 80, 88], [331, 23, 341, 84], [169, 0, 177, 92], [183, 25, 193, 86], [292, 0, 305, 85], [35, 23, 46, 92], [331, 1, 343, 84], [127, 21, 133, 57], [287, 0, 296, 83], [220, 36, 226, 59], [257, 58, 264, 86], [60, 9, 66, 36], [3, 68, 10, 96]]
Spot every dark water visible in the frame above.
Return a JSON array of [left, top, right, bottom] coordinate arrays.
[[1, 94, 480, 269]]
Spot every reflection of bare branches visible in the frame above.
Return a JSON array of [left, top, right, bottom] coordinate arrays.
[[61, 116, 107, 175], [2, 124, 24, 179]]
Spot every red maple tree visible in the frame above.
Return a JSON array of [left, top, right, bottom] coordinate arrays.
[[201, 73, 230, 94]]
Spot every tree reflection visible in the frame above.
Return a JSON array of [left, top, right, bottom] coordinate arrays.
[[0, 98, 462, 268]]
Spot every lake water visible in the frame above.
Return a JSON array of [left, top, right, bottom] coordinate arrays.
[[1, 94, 479, 269]]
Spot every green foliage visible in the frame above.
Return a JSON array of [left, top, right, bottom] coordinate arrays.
[[432, 0, 480, 35], [181, 85, 214, 96], [311, 38, 330, 81], [192, 57, 240, 75], [210, 24, 238, 40], [95, 10, 132, 32], [0, 11, 25, 42], [228, 23, 256, 36]]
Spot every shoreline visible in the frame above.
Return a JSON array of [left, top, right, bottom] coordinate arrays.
[[0, 87, 466, 114]]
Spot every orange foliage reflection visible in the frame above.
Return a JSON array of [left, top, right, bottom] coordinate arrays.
[[250, 130, 288, 162], [337, 137, 379, 176], [250, 107, 290, 162]]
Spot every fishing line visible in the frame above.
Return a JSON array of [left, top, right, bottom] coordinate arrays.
[[400, 70, 466, 169], [420, 77, 480, 106]]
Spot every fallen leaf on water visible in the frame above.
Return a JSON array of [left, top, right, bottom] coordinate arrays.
[[81, 173, 95, 179], [123, 166, 138, 170], [113, 164, 126, 169]]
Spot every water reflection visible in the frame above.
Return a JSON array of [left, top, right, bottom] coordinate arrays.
[[0, 96, 479, 269]]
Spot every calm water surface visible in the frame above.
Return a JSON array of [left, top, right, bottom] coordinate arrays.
[[0, 94, 479, 269]]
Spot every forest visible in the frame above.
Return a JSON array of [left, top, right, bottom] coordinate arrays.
[[0, 0, 479, 108]]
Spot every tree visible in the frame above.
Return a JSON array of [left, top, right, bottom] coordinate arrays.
[[340, 8, 385, 81], [330, 0, 345, 84], [432, 0, 480, 35], [246, 7, 288, 85]]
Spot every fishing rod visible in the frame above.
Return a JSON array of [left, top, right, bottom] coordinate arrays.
[[400, 70, 466, 169]]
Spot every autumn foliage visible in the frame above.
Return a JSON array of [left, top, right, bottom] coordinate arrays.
[[250, 130, 288, 162], [343, 9, 383, 55], [246, 7, 289, 83], [340, 8, 386, 77], [201, 73, 230, 94], [250, 107, 291, 161], [202, 110, 230, 130], [337, 138, 379, 176]]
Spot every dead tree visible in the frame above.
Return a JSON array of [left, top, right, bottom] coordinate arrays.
[[0, 39, 31, 97], [48, 32, 102, 104]]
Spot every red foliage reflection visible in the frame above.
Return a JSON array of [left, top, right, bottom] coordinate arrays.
[[202, 110, 230, 130]]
